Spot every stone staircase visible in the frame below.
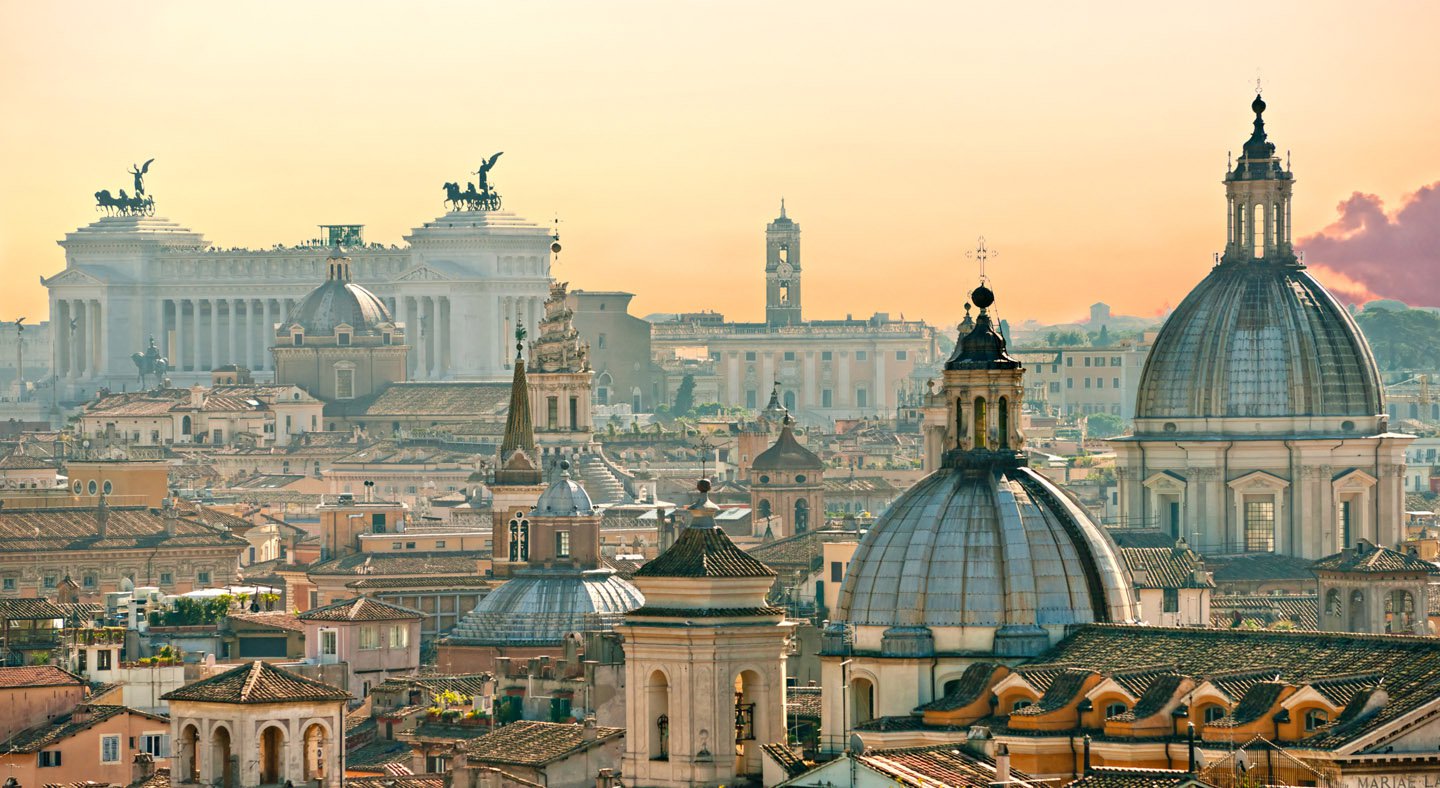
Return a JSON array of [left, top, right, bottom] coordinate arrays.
[[574, 452, 630, 505]]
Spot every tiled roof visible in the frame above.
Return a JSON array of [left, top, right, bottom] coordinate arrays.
[[788, 686, 823, 719], [162, 660, 350, 704], [0, 505, 247, 553], [744, 528, 859, 571], [1210, 594, 1318, 630], [1037, 624, 1440, 749], [1114, 673, 1186, 722], [752, 423, 824, 471], [3, 704, 167, 753], [1065, 767, 1209, 788], [1209, 553, 1316, 584], [822, 476, 901, 494], [0, 453, 57, 470], [1110, 665, 1183, 698], [341, 382, 510, 418], [1121, 547, 1213, 589], [634, 526, 775, 579], [0, 665, 86, 688], [343, 777, 447, 788], [346, 575, 496, 590], [1012, 668, 1094, 715], [374, 673, 492, 700], [855, 744, 1015, 788], [1311, 544, 1436, 574], [1310, 672, 1384, 707], [298, 597, 423, 622], [461, 720, 623, 766], [225, 610, 304, 632], [918, 662, 1000, 712], [0, 597, 67, 620], [762, 742, 810, 779], [345, 739, 414, 772], [307, 551, 487, 576], [1210, 681, 1288, 727]]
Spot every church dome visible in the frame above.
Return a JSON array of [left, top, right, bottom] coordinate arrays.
[[289, 246, 393, 336], [446, 568, 643, 646], [835, 460, 1136, 656], [1135, 263, 1382, 422], [752, 418, 823, 471]]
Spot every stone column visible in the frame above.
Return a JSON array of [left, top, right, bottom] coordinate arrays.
[[154, 298, 166, 361], [55, 300, 69, 379], [416, 297, 429, 379], [241, 299, 252, 371], [91, 300, 104, 379], [191, 298, 202, 373], [171, 301, 184, 373], [207, 299, 219, 371], [262, 299, 273, 371], [228, 299, 239, 368], [438, 296, 450, 378]]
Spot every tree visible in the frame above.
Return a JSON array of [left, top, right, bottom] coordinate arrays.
[[1355, 306, 1440, 372], [1086, 412, 1126, 439], [672, 374, 696, 416], [1046, 330, 1088, 347]]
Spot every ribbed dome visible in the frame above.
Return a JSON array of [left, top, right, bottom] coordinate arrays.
[[752, 420, 823, 471], [835, 462, 1136, 656], [290, 279, 393, 337], [1136, 262, 1382, 421], [447, 569, 643, 646]]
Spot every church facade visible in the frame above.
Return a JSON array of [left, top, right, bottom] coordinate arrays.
[[43, 166, 554, 398]]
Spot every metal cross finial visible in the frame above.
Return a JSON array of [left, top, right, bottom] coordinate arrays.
[[966, 236, 997, 282], [1256, 72, 1262, 95]]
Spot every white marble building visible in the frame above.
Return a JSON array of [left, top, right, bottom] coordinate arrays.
[[44, 206, 554, 398]]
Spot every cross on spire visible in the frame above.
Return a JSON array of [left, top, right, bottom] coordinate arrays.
[[966, 236, 998, 282]]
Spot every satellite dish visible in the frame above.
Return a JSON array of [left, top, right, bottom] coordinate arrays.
[[849, 733, 866, 755]]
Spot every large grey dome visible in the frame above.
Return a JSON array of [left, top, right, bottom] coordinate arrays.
[[290, 279, 393, 337], [446, 569, 643, 646], [835, 462, 1136, 656], [1136, 262, 1382, 422]]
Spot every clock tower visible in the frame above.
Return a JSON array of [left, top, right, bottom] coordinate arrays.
[[765, 200, 802, 326]]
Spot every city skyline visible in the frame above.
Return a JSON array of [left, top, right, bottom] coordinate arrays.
[[3, 2, 1440, 327]]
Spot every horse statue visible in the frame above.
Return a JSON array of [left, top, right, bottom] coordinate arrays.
[[95, 189, 155, 217], [130, 337, 170, 388]]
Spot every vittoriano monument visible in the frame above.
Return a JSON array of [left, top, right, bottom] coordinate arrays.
[[95, 159, 156, 216], [443, 151, 504, 211]]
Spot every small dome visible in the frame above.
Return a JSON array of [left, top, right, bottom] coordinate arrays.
[[1135, 264, 1382, 422], [752, 420, 823, 471], [289, 280, 393, 337], [533, 465, 594, 516], [836, 462, 1136, 656], [446, 569, 643, 646]]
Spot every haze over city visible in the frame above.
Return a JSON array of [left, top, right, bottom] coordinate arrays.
[[4, 1, 1440, 325]]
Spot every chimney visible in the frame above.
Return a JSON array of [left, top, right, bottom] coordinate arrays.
[[189, 385, 205, 409], [582, 716, 598, 742], [596, 768, 620, 788], [95, 494, 109, 538], [1082, 734, 1092, 775], [162, 498, 178, 538], [132, 752, 156, 784], [990, 743, 1011, 787], [1187, 722, 1197, 773]]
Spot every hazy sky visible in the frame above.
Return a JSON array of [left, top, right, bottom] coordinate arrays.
[[3, 2, 1439, 329]]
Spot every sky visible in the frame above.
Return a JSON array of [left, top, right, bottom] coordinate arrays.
[[2, 1, 1439, 329]]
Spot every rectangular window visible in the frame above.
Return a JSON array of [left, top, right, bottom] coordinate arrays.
[[1112, 357, 1122, 366], [197, 571, 211, 585], [39, 751, 62, 767], [822, 351, 833, 361], [856, 388, 868, 408], [856, 351, 867, 361], [822, 389, 833, 408], [597, 333, 607, 349], [1084, 378, 1091, 389], [336, 368, 355, 400], [1084, 357, 1091, 367], [43, 575, 56, 589], [140, 733, 169, 758], [896, 350, 908, 360], [1049, 382, 1060, 393], [359, 626, 379, 650], [321, 629, 338, 656], [1113, 377, 1120, 388], [1096, 378, 1104, 388], [746, 390, 757, 409], [745, 351, 757, 361], [97, 650, 112, 670], [3, 578, 15, 591], [435, 540, 446, 549], [406, 542, 416, 549], [392, 542, 403, 550], [556, 530, 571, 558], [1066, 357, 1073, 367], [547, 396, 559, 429], [160, 572, 173, 585], [1245, 499, 1276, 553], [1340, 500, 1353, 549], [569, 397, 579, 430], [830, 561, 844, 583], [1067, 378, 1074, 389], [784, 351, 796, 361], [390, 625, 410, 649], [372, 513, 387, 532], [1163, 588, 1180, 613], [101, 734, 120, 764], [338, 333, 351, 347]]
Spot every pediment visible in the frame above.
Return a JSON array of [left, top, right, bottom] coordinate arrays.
[[1332, 467, 1378, 490], [1227, 470, 1290, 491], [1143, 470, 1187, 491], [43, 268, 105, 287], [393, 265, 451, 282]]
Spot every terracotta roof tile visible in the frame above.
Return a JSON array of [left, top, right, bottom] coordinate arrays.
[[855, 743, 1020, 788], [461, 720, 622, 766], [162, 660, 350, 704], [0, 597, 67, 620], [1121, 547, 1213, 589], [298, 597, 422, 623], [0, 665, 86, 688], [1066, 767, 1211, 788], [1311, 544, 1436, 574], [634, 526, 775, 579]]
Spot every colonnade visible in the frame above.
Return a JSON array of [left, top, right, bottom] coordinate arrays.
[[53, 298, 105, 379], [157, 297, 297, 373]]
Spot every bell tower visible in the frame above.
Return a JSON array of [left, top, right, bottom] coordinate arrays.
[[765, 200, 802, 326], [1222, 93, 1296, 265]]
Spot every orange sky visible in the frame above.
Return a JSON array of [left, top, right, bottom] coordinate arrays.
[[2, 2, 1439, 329]]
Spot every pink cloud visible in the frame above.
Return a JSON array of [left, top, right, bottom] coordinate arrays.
[[1297, 183, 1440, 307]]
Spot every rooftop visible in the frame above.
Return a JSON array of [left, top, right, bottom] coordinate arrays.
[[461, 720, 623, 767], [162, 660, 350, 704]]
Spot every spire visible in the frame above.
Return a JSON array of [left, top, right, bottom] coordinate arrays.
[[779, 197, 786, 219], [499, 338, 535, 459], [946, 284, 1019, 370], [1231, 92, 1285, 181]]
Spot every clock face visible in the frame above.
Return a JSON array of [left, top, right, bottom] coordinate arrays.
[[777, 262, 794, 276]]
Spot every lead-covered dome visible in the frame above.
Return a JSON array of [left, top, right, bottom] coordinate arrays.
[[835, 460, 1137, 657], [289, 245, 393, 337], [446, 569, 643, 646], [1135, 263, 1382, 421]]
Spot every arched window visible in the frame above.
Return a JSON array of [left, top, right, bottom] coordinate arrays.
[[1304, 708, 1329, 732], [757, 499, 771, 519], [1105, 702, 1128, 719], [1011, 699, 1033, 712], [1325, 588, 1343, 618], [794, 499, 809, 533], [1274, 202, 1284, 248], [1387, 590, 1416, 634], [181, 415, 192, 435], [1203, 705, 1226, 724], [955, 399, 964, 447], [973, 397, 988, 449], [998, 396, 1010, 449], [649, 671, 670, 760], [942, 678, 963, 697], [508, 515, 529, 562], [1348, 590, 1367, 632], [1253, 203, 1264, 258], [851, 678, 876, 725]]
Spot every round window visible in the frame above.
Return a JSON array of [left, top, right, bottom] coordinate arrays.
[[758, 475, 770, 484], [1163, 422, 1178, 433], [102, 480, 113, 495], [72, 480, 82, 494], [1341, 420, 1355, 431], [87, 480, 98, 495], [796, 474, 806, 483]]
